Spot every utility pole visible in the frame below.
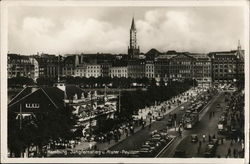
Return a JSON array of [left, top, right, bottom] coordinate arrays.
[[89, 91, 93, 141], [192, 61, 195, 88], [202, 61, 204, 89], [57, 55, 60, 83], [19, 104, 22, 130], [118, 88, 121, 113]]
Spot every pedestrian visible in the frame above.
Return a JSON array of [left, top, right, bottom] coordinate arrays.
[[202, 134, 206, 142], [221, 137, 224, 144], [199, 141, 202, 147], [142, 121, 145, 129], [213, 134, 216, 139], [125, 127, 128, 137], [227, 148, 231, 157], [197, 146, 200, 154], [233, 148, 236, 158], [208, 135, 211, 142]]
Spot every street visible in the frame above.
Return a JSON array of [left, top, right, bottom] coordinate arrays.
[[108, 88, 207, 151], [159, 91, 244, 158], [158, 92, 223, 157]]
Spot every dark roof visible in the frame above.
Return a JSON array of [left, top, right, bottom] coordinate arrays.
[[65, 85, 84, 100], [208, 50, 238, 56], [41, 87, 65, 109], [170, 52, 196, 60], [166, 50, 178, 55], [9, 86, 39, 106], [9, 86, 65, 109], [112, 60, 128, 67], [146, 48, 161, 56], [64, 55, 75, 64], [8, 54, 30, 60]]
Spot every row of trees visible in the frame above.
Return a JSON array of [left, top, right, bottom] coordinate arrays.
[[8, 76, 173, 88], [94, 79, 197, 134], [119, 79, 196, 120]]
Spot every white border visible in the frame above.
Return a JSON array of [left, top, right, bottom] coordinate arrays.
[[1, 0, 249, 164]]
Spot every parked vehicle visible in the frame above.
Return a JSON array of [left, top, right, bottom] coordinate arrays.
[[204, 144, 216, 157], [191, 134, 198, 143], [173, 150, 186, 157], [156, 115, 164, 121]]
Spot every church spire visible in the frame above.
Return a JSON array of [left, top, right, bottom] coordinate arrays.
[[238, 40, 241, 51], [128, 16, 140, 59], [131, 17, 136, 30]]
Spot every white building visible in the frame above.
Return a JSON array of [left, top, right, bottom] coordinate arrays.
[[109, 66, 128, 78], [86, 64, 101, 78], [74, 65, 87, 77]]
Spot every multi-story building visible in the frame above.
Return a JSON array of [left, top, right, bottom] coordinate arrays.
[[34, 54, 62, 78], [100, 62, 112, 77], [8, 54, 35, 79], [145, 60, 155, 79], [169, 53, 195, 81], [109, 66, 128, 78], [154, 53, 174, 82], [62, 55, 76, 77], [192, 54, 212, 86], [74, 64, 87, 77], [127, 59, 145, 79], [85, 64, 102, 78], [209, 47, 244, 84]]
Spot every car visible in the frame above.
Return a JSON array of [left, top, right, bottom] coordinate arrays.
[[204, 144, 216, 157], [167, 118, 173, 126], [151, 130, 158, 135], [152, 134, 162, 141], [141, 144, 156, 150], [173, 150, 186, 157], [156, 115, 164, 121], [191, 134, 198, 143], [180, 106, 185, 110], [139, 147, 154, 157], [159, 131, 168, 138]]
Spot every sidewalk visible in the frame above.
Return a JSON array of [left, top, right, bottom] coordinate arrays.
[[74, 87, 202, 151]]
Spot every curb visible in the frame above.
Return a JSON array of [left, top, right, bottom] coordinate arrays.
[[155, 136, 177, 157]]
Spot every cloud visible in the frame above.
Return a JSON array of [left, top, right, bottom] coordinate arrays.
[[137, 9, 244, 53], [10, 16, 128, 54], [8, 7, 245, 55]]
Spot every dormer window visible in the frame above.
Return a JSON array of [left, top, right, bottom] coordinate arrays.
[[25, 103, 40, 109]]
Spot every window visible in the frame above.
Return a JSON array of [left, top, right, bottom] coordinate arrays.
[[26, 103, 40, 109]]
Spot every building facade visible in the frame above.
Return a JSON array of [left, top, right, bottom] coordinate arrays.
[[127, 59, 145, 79], [169, 53, 195, 81], [209, 49, 244, 84], [62, 55, 76, 77], [8, 54, 35, 79], [85, 64, 102, 78], [109, 66, 128, 78], [145, 60, 155, 79], [192, 54, 212, 86]]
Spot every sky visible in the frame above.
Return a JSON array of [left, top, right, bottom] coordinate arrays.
[[8, 6, 246, 55]]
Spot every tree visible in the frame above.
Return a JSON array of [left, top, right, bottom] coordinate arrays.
[[8, 104, 76, 157], [36, 77, 56, 86], [8, 77, 34, 87]]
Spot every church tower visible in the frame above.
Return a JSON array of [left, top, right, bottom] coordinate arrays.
[[128, 17, 140, 59]]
